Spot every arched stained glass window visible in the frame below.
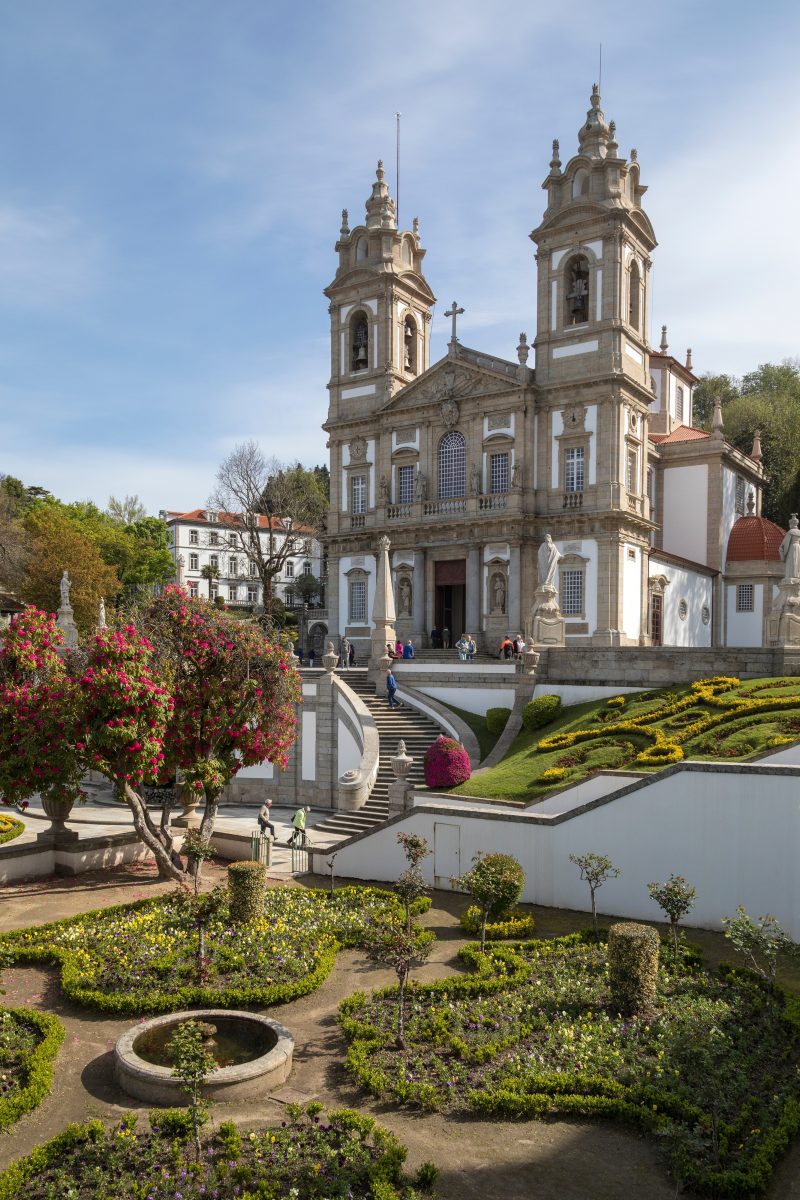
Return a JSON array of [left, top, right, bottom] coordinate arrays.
[[438, 431, 466, 499]]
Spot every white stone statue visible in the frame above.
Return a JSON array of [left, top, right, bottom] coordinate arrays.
[[492, 572, 506, 614], [414, 470, 427, 501], [780, 515, 800, 581], [59, 570, 71, 608], [98, 597, 106, 629], [398, 575, 412, 615], [537, 534, 561, 589], [379, 474, 389, 501]]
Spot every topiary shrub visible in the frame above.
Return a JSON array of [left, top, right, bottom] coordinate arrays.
[[227, 861, 267, 924], [452, 852, 526, 950], [460, 905, 534, 940], [485, 707, 512, 736], [522, 694, 561, 732], [608, 921, 659, 1015], [423, 736, 471, 788]]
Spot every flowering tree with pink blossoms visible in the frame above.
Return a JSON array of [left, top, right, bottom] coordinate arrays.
[[0, 588, 300, 881]]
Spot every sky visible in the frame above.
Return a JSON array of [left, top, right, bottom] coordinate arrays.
[[1, 0, 799, 516]]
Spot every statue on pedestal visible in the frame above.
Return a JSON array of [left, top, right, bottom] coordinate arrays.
[[537, 534, 561, 589], [530, 534, 566, 646], [60, 570, 71, 608]]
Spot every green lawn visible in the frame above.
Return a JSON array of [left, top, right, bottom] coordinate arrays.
[[452, 676, 800, 805], [438, 702, 504, 762]]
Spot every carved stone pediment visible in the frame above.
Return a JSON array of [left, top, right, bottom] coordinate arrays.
[[381, 358, 516, 416]]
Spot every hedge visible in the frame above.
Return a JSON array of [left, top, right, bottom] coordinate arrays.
[[0, 814, 23, 846], [0, 1007, 65, 1132], [460, 905, 534, 940], [228, 860, 266, 924], [485, 707, 512, 735], [522, 694, 562, 731]]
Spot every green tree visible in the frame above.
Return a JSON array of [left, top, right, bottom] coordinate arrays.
[[721, 906, 800, 982], [293, 571, 322, 605], [361, 916, 434, 1047], [106, 493, 147, 524], [569, 852, 620, 938], [692, 373, 739, 428], [22, 507, 121, 629], [168, 1019, 217, 1158], [395, 833, 430, 932], [200, 562, 219, 599], [452, 852, 525, 952], [647, 874, 696, 958]]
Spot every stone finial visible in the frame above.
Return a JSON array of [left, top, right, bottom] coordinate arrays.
[[630, 148, 638, 161], [578, 84, 610, 158], [712, 398, 725, 436], [607, 120, 619, 157], [391, 739, 413, 781], [517, 332, 529, 365], [412, 215, 420, 236], [751, 428, 763, 462], [365, 159, 397, 231], [340, 208, 350, 237], [322, 640, 339, 673], [685, 347, 693, 371], [549, 138, 561, 175], [659, 325, 669, 353], [376, 158, 384, 180], [746, 491, 756, 515]]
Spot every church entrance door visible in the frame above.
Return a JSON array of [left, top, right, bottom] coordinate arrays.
[[435, 560, 466, 641]]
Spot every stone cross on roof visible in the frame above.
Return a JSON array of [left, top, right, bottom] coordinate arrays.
[[444, 300, 464, 344]]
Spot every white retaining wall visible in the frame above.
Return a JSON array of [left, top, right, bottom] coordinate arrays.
[[316, 763, 800, 938]]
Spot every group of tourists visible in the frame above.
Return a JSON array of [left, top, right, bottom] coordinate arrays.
[[429, 626, 451, 648], [257, 800, 311, 848], [455, 633, 477, 661], [498, 634, 526, 660], [387, 639, 415, 660]]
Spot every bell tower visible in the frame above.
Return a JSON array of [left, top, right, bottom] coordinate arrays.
[[324, 161, 436, 427], [530, 85, 657, 392]]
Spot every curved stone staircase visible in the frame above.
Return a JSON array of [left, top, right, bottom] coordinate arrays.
[[312, 670, 445, 839]]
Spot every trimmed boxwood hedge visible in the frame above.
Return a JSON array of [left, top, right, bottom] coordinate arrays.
[[459, 905, 534, 940], [521, 694, 562, 731], [227, 860, 266, 923], [0, 1007, 64, 1132], [485, 707, 512, 736], [0, 814, 23, 846]]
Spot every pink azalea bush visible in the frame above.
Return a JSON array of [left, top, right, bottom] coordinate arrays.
[[423, 735, 471, 789]]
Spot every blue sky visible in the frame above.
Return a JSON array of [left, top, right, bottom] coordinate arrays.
[[2, 0, 798, 515]]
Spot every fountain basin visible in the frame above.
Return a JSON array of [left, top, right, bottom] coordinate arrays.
[[114, 1010, 293, 1106]]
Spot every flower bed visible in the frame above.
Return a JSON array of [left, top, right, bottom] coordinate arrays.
[[0, 1104, 436, 1200], [0, 1007, 64, 1131], [459, 905, 535, 940], [0, 886, 414, 1015], [340, 933, 800, 1196], [0, 814, 23, 846]]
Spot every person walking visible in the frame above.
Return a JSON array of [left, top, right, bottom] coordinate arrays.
[[348, 641, 356, 667], [257, 798, 275, 839], [289, 805, 310, 847], [386, 667, 400, 708], [340, 636, 351, 671], [308, 647, 316, 668], [442, 626, 451, 649], [455, 633, 468, 661]]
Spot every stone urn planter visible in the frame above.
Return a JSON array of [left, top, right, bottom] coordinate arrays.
[[41, 794, 75, 830]]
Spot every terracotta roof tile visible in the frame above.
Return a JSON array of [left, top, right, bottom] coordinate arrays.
[[649, 424, 710, 445], [726, 515, 785, 562], [165, 509, 314, 535]]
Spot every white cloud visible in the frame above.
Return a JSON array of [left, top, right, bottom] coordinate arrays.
[[0, 202, 103, 310]]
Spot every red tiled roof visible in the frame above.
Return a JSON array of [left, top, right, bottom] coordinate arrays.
[[164, 509, 315, 535], [649, 425, 710, 444], [727, 515, 785, 562]]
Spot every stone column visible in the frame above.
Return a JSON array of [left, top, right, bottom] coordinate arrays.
[[466, 546, 480, 637], [508, 544, 521, 633], [369, 535, 397, 689], [412, 549, 426, 644], [327, 554, 340, 640]]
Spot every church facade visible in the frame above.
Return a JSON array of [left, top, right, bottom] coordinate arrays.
[[322, 88, 769, 656]]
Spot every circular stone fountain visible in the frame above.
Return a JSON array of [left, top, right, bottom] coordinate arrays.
[[114, 1010, 294, 1105]]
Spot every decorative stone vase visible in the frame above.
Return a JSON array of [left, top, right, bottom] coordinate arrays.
[[322, 641, 339, 673], [391, 740, 414, 781], [41, 794, 75, 830], [178, 783, 200, 820]]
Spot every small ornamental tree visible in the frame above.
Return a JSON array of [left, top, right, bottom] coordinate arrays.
[[0, 589, 300, 884], [647, 874, 696, 958], [423, 736, 471, 788], [452, 852, 525, 951], [361, 916, 435, 1047], [569, 852, 620, 938], [394, 833, 430, 932], [722, 906, 800, 982], [168, 1019, 217, 1159]]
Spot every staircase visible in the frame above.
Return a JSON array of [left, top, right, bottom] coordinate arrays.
[[312, 670, 445, 839]]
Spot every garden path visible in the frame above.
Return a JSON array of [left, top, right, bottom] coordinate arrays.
[[0, 870, 798, 1199]]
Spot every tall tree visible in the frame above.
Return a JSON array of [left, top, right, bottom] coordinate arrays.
[[107, 494, 148, 524], [22, 507, 121, 629], [210, 442, 328, 622], [0, 486, 29, 594]]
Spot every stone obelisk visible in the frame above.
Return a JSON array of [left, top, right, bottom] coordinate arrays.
[[369, 534, 397, 692]]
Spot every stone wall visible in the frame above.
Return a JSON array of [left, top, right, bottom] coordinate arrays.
[[536, 645, 800, 687]]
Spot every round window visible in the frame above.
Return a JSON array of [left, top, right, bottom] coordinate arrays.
[[701, 605, 710, 625], [678, 599, 688, 621]]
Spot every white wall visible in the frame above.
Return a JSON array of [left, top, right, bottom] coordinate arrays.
[[726, 582, 764, 647], [661, 464, 708, 564], [338, 719, 362, 775], [555, 537, 597, 631], [657, 561, 713, 647], [319, 764, 800, 937], [532, 683, 647, 706], [415, 685, 516, 716], [622, 544, 641, 639]]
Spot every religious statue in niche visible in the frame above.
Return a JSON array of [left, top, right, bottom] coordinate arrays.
[[511, 463, 522, 489], [398, 575, 412, 616], [414, 469, 428, 501], [491, 572, 506, 615], [470, 463, 481, 495], [379, 474, 389, 502], [537, 533, 562, 590]]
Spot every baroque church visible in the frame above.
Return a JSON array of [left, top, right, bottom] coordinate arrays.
[[322, 86, 776, 657]]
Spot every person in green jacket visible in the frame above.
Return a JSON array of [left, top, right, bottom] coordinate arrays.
[[289, 805, 310, 847]]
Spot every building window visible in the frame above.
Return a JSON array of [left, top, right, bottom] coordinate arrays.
[[228, 533, 237, 547], [348, 579, 367, 624], [285, 589, 295, 607], [229, 585, 238, 602], [736, 583, 754, 613], [210, 585, 218, 600], [285, 560, 294, 578], [564, 446, 585, 493], [438, 430, 466, 499], [565, 255, 590, 326], [490, 452, 509, 494], [403, 316, 417, 374], [628, 260, 641, 330], [303, 560, 312, 575], [627, 448, 638, 494], [398, 464, 415, 504], [247, 585, 258, 604], [209, 554, 218, 570], [189, 529, 199, 545], [229, 557, 238, 575], [188, 582, 198, 598], [189, 553, 199, 571], [351, 474, 367, 514], [560, 567, 584, 617], [249, 561, 257, 577], [675, 385, 684, 423], [735, 475, 746, 514], [209, 531, 219, 546], [351, 312, 369, 372]]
